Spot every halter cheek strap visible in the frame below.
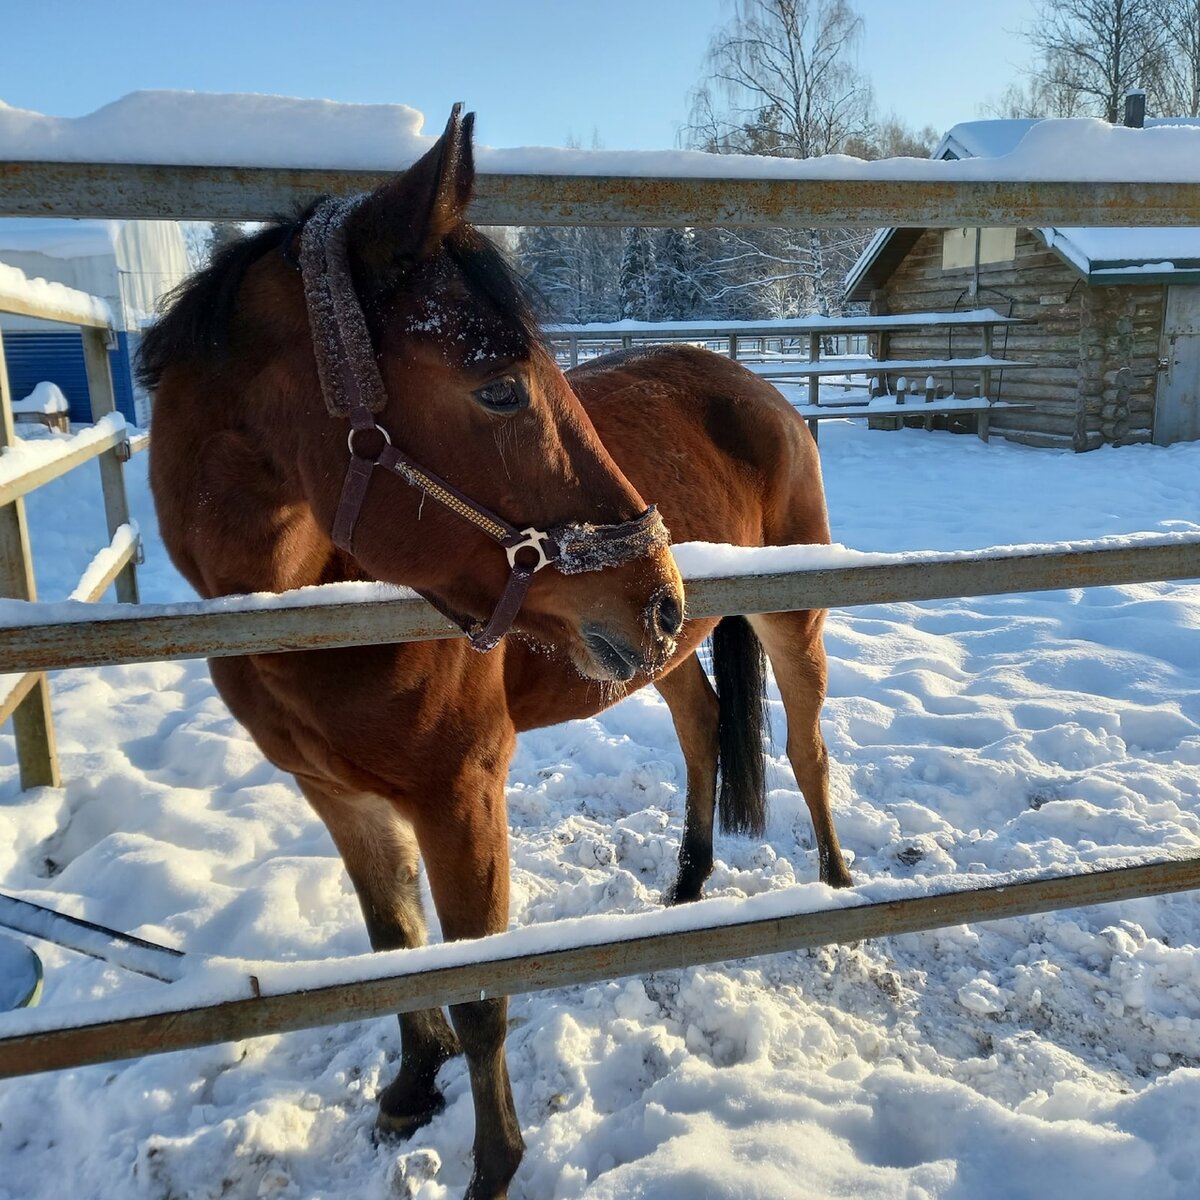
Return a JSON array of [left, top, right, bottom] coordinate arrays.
[[300, 196, 670, 653]]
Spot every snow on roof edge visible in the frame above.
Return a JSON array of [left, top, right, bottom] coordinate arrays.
[[844, 115, 1200, 294], [0, 260, 114, 327]]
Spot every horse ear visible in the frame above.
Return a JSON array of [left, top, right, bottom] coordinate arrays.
[[346, 104, 476, 288]]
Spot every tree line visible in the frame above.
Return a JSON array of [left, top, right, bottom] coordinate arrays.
[[517, 1, 938, 324], [996, 0, 1200, 123], [516, 0, 1200, 325], [198, 1, 1200, 323]]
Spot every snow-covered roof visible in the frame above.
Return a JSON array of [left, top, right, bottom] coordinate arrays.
[[845, 116, 1200, 297], [0, 259, 114, 327], [0, 219, 188, 330]]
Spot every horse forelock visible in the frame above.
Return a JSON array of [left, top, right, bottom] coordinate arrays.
[[441, 225, 544, 357]]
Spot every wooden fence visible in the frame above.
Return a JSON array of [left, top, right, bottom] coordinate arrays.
[[0, 270, 143, 789], [0, 157, 1198, 1079], [545, 310, 1033, 442]]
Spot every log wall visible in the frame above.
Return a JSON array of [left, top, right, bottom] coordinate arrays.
[[870, 229, 1165, 451]]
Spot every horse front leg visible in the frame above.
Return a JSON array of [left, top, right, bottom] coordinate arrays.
[[414, 773, 524, 1200], [300, 782, 461, 1134]]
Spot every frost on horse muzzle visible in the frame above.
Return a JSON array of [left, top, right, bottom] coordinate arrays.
[[299, 194, 671, 652]]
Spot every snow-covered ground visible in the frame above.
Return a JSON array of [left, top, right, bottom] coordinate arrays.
[[1, 418, 1200, 1199]]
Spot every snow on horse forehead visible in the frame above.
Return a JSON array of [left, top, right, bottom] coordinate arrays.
[[140, 105, 848, 1199]]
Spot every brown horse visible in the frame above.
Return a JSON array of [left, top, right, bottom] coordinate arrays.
[[141, 108, 851, 1200]]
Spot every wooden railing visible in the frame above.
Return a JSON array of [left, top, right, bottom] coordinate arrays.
[[546, 310, 1014, 364], [0, 265, 142, 788], [546, 310, 1034, 442], [0, 157, 1197, 1079]]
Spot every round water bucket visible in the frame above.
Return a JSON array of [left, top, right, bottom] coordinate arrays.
[[0, 932, 42, 1010]]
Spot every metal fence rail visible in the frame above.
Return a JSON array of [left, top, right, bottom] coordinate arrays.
[[3, 162, 1200, 227], [0, 536, 1195, 674], [2, 855, 1198, 1080], [1, 148, 1198, 1089]]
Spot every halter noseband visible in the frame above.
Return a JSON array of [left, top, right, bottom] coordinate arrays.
[[299, 196, 670, 653]]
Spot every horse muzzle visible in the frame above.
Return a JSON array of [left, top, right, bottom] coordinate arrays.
[[578, 584, 683, 682]]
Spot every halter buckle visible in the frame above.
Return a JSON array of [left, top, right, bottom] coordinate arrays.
[[346, 423, 392, 458], [505, 527, 554, 573]]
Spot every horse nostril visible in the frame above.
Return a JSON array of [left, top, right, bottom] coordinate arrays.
[[652, 591, 683, 639]]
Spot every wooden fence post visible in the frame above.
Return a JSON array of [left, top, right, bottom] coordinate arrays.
[[978, 325, 994, 443], [81, 329, 139, 604], [807, 332, 821, 407], [0, 330, 60, 790]]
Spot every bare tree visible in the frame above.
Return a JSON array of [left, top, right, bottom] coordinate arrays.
[[690, 0, 873, 157], [1161, 0, 1200, 116], [843, 115, 940, 160], [1024, 0, 1170, 121], [984, 61, 1096, 119], [685, 0, 875, 317], [180, 223, 212, 271]]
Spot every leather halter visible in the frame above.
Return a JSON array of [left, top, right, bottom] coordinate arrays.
[[299, 196, 670, 653]]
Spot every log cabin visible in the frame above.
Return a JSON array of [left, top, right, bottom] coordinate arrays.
[[844, 111, 1200, 451]]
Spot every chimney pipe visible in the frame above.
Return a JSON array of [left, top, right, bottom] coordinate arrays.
[[1124, 89, 1146, 128]]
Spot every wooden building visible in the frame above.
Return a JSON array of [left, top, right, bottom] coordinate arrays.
[[844, 117, 1200, 451]]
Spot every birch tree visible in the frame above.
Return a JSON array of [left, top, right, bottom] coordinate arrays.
[[1025, 0, 1170, 120], [1161, 0, 1200, 116], [686, 0, 875, 317]]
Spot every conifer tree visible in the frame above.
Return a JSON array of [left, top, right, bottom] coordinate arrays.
[[619, 228, 656, 320]]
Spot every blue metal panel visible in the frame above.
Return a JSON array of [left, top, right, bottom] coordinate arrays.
[[110, 332, 136, 421], [2, 330, 138, 424]]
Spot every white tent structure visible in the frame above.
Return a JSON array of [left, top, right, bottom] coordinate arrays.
[[0, 219, 190, 426]]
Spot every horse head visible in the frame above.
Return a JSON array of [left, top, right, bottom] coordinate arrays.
[[293, 108, 684, 679]]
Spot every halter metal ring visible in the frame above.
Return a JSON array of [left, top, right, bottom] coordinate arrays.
[[506, 527, 554, 573], [347, 423, 393, 456]]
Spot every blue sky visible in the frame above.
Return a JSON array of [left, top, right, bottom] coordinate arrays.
[[4, 0, 1039, 149]]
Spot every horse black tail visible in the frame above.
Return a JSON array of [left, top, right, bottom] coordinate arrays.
[[711, 615, 770, 837]]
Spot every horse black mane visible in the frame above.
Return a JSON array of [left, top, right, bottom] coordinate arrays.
[[137, 205, 543, 392], [136, 215, 301, 391]]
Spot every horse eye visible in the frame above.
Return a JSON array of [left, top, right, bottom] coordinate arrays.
[[472, 376, 528, 414]]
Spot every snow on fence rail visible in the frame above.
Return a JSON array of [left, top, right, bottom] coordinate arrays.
[[3, 856, 1200, 1079], [545, 310, 1022, 361], [0, 533, 1197, 673], [546, 310, 1034, 442], [1, 149, 1199, 1084]]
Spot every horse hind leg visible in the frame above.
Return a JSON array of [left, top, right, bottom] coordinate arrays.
[[656, 651, 719, 904], [300, 782, 461, 1135], [749, 610, 853, 888], [657, 616, 776, 904]]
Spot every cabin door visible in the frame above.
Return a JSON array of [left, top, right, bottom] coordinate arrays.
[[1154, 286, 1200, 445]]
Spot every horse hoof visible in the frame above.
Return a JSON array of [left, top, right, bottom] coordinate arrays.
[[822, 866, 853, 889], [662, 880, 703, 906], [373, 1095, 445, 1143]]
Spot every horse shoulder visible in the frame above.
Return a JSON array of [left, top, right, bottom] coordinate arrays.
[[152, 400, 335, 598]]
